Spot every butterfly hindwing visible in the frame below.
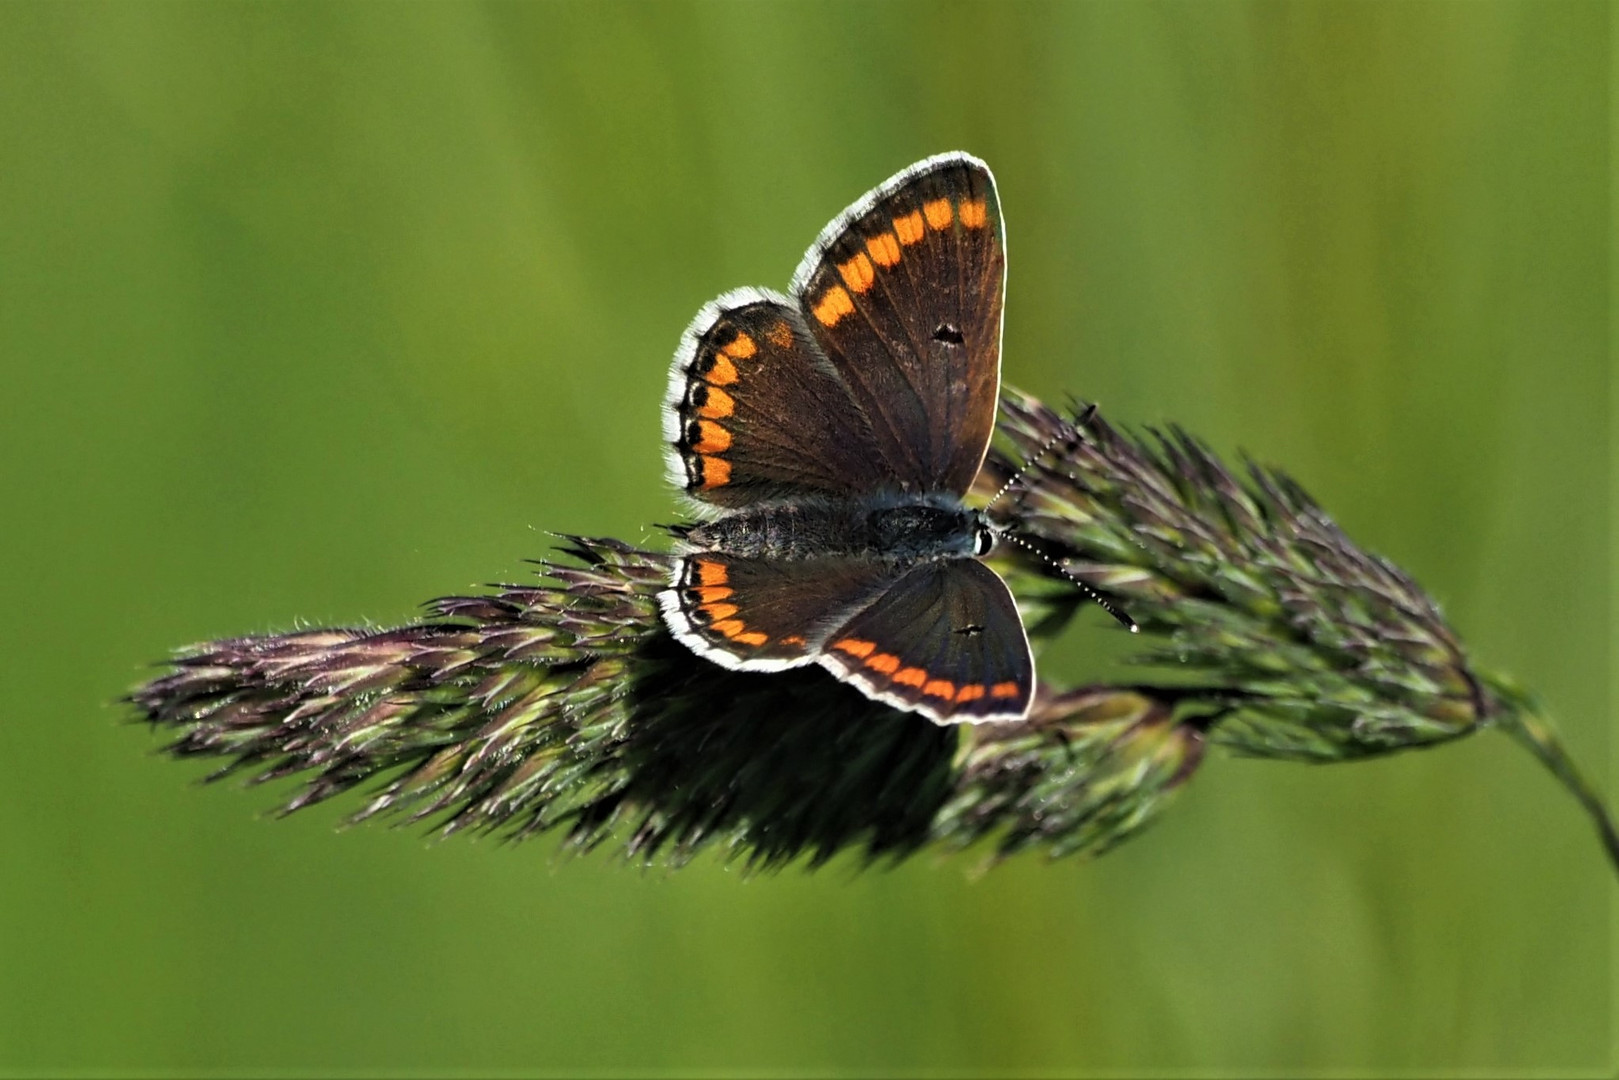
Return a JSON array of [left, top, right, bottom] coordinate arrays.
[[817, 558, 1033, 723], [664, 289, 894, 507], [790, 153, 1005, 497], [659, 552, 903, 671]]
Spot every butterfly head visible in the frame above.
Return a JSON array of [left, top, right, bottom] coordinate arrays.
[[970, 513, 1000, 558]]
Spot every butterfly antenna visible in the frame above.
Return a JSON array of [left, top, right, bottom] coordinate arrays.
[[984, 403, 1099, 512], [1001, 530, 1138, 633]]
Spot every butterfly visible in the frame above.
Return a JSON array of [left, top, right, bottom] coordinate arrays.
[[657, 152, 1033, 724]]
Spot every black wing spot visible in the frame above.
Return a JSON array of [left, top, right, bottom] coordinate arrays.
[[953, 623, 985, 637], [932, 323, 965, 346]]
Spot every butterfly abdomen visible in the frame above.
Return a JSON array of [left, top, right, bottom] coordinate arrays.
[[684, 500, 980, 562]]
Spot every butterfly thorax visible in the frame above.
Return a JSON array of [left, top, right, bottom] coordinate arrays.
[[682, 497, 985, 563]]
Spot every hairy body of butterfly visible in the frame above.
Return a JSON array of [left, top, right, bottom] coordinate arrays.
[[658, 152, 1034, 724], [679, 497, 991, 563]]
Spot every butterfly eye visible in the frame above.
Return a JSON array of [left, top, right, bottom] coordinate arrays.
[[972, 525, 995, 557], [932, 323, 965, 346]]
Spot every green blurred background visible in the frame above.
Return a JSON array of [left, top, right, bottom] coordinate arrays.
[[0, 2, 1609, 1074]]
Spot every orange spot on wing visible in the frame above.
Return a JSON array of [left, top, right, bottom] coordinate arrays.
[[838, 252, 875, 293], [700, 455, 731, 488], [692, 420, 731, 454], [834, 638, 876, 659], [694, 585, 732, 603], [781, 635, 807, 647], [990, 681, 1021, 699], [922, 679, 955, 700], [735, 631, 768, 646], [893, 667, 927, 688], [697, 386, 734, 419], [812, 285, 855, 327], [712, 619, 745, 638], [958, 198, 988, 228], [696, 560, 728, 586], [723, 333, 756, 359], [699, 602, 738, 620], [923, 198, 953, 230], [765, 320, 794, 349], [893, 210, 925, 246], [706, 353, 738, 386], [866, 232, 901, 267], [955, 684, 985, 703], [866, 653, 900, 674]]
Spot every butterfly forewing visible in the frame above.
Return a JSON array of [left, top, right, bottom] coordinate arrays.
[[791, 154, 1005, 497], [818, 558, 1033, 723], [664, 289, 894, 507], [659, 553, 903, 671]]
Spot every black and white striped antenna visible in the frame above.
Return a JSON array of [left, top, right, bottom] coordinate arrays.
[[983, 403, 1097, 512], [985, 403, 1137, 632]]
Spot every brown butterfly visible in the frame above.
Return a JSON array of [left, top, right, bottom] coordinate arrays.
[[658, 154, 1033, 724]]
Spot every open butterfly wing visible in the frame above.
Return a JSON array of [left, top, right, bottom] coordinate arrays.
[[667, 155, 1005, 507], [817, 558, 1033, 723], [659, 552, 902, 671], [664, 290, 895, 507], [791, 153, 1005, 497]]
